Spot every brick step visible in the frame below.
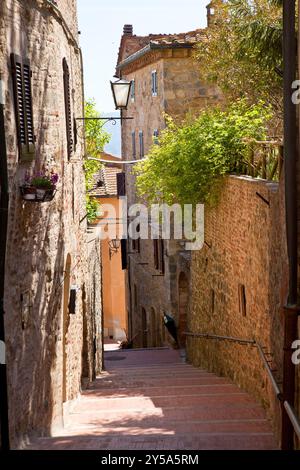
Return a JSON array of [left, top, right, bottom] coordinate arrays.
[[82, 384, 242, 397], [67, 404, 267, 426], [27, 433, 276, 450], [102, 368, 212, 375], [91, 377, 229, 389], [62, 419, 272, 436], [71, 394, 258, 413]]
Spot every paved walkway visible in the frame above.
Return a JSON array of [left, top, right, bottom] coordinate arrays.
[[27, 348, 277, 450]]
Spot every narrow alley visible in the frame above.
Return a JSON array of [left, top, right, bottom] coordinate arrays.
[[27, 348, 277, 450]]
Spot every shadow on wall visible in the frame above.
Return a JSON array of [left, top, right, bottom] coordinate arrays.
[[4, 3, 78, 445]]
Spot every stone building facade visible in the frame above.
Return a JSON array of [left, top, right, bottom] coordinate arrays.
[[0, 0, 101, 447], [187, 175, 288, 444], [116, 24, 220, 348]]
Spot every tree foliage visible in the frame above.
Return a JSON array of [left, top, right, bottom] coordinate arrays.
[[84, 100, 110, 222], [195, 0, 283, 124], [134, 101, 272, 206]]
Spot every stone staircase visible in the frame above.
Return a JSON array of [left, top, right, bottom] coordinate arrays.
[[27, 348, 277, 450]]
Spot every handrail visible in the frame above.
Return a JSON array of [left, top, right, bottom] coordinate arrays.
[[256, 342, 282, 399], [185, 331, 300, 441], [284, 402, 300, 441], [185, 331, 255, 345]]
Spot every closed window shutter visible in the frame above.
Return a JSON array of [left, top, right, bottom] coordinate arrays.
[[117, 172, 126, 196], [63, 58, 73, 159], [11, 54, 35, 160], [132, 131, 136, 159], [139, 131, 144, 158]]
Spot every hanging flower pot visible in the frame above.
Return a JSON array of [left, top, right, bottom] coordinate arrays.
[[20, 171, 59, 202]]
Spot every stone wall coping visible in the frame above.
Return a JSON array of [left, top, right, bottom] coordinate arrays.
[[229, 174, 279, 192]]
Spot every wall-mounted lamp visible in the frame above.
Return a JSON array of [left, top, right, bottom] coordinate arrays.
[[75, 78, 133, 141], [110, 78, 132, 110], [109, 238, 121, 260]]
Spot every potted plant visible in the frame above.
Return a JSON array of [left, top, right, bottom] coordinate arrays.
[[20, 171, 59, 202]]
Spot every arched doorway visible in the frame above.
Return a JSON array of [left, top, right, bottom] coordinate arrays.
[[141, 307, 147, 348], [62, 254, 71, 403], [178, 272, 188, 348]]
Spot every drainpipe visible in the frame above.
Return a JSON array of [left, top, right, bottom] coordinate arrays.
[[0, 79, 10, 450], [282, 0, 299, 451]]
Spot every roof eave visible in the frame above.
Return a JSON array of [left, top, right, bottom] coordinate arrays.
[[116, 42, 194, 71]]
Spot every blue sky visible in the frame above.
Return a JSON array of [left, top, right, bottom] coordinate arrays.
[[77, 0, 208, 113]]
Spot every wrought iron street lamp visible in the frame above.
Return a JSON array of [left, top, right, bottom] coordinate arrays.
[[110, 78, 132, 110], [75, 78, 133, 141]]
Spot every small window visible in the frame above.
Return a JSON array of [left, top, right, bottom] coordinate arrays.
[[153, 129, 159, 145], [11, 54, 35, 161], [153, 239, 164, 274], [130, 79, 135, 101], [132, 224, 140, 253], [117, 172, 126, 196], [139, 131, 144, 159], [151, 70, 158, 96], [132, 131, 136, 159], [238, 284, 247, 317], [211, 289, 215, 313]]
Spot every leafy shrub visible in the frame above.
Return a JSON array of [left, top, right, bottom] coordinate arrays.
[[134, 100, 272, 206]]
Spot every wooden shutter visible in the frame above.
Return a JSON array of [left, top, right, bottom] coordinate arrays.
[[11, 54, 35, 161], [131, 131, 136, 159], [63, 58, 73, 159], [139, 131, 144, 158], [117, 172, 126, 196]]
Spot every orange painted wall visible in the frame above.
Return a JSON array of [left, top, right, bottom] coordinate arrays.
[[98, 197, 127, 339]]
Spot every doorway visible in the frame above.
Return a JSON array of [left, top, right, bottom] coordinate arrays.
[[141, 307, 147, 348], [178, 272, 188, 348]]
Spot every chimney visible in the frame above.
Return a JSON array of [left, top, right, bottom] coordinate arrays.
[[123, 24, 133, 36], [206, 3, 215, 27]]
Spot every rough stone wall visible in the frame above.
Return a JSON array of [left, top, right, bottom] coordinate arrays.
[[163, 54, 220, 120], [0, 0, 96, 447], [127, 237, 191, 349], [187, 175, 288, 444]]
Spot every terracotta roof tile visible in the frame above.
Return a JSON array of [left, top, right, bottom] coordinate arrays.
[[89, 166, 122, 197], [116, 28, 206, 70]]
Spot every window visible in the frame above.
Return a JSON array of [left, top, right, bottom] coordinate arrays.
[[139, 131, 144, 159], [131, 131, 136, 159], [63, 58, 73, 160], [153, 129, 159, 145], [130, 79, 135, 101], [11, 54, 35, 161], [117, 172, 126, 196], [151, 70, 158, 96], [121, 239, 127, 270], [238, 284, 247, 317], [132, 224, 140, 253], [153, 239, 165, 274]]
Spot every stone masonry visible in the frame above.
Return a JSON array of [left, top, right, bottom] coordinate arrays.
[[0, 0, 101, 447], [117, 25, 220, 349]]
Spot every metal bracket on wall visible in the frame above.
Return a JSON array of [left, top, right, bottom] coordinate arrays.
[[256, 192, 270, 206]]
